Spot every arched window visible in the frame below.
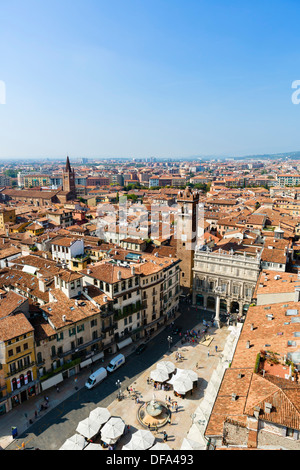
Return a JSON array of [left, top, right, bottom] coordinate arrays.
[[20, 374, 25, 387], [12, 378, 17, 391], [27, 371, 32, 383]]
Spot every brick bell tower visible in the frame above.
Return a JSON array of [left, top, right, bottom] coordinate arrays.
[[63, 156, 76, 198], [176, 187, 200, 295]]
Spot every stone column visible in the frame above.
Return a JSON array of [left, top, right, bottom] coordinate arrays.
[[215, 295, 221, 328]]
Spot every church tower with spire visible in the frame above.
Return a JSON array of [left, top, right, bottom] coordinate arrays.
[[62, 156, 76, 197]]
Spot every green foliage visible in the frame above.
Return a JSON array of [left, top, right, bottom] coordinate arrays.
[[254, 353, 261, 373]]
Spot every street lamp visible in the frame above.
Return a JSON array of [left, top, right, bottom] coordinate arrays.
[[116, 380, 122, 400], [167, 336, 173, 349]]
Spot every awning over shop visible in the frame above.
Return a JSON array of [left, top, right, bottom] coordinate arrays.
[[80, 351, 104, 369], [41, 373, 63, 391], [117, 337, 132, 350]]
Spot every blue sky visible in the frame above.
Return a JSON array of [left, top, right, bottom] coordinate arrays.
[[1, 0, 300, 159]]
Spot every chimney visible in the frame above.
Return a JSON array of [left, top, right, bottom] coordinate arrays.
[[264, 402, 272, 414], [246, 340, 250, 349], [131, 265, 135, 275], [295, 288, 300, 303], [62, 315, 66, 322], [253, 406, 260, 419]]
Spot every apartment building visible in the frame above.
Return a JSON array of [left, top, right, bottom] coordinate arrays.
[[0, 291, 37, 414], [138, 254, 181, 337], [51, 237, 85, 269], [277, 174, 300, 187], [0, 208, 16, 230], [18, 173, 51, 188], [205, 295, 300, 449], [80, 262, 141, 352], [46, 208, 73, 228], [34, 275, 112, 391], [193, 244, 261, 316]]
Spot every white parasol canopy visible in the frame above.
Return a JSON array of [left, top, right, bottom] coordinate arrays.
[[101, 417, 125, 442], [187, 423, 207, 447], [76, 417, 100, 439], [171, 376, 193, 395], [181, 437, 206, 450], [150, 368, 169, 383], [127, 429, 155, 450], [177, 368, 198, 382], [157, 361, 176, 374], [59, 433, 87, 451], [89, 407, 111, 426], [151, 442, 171, 450]]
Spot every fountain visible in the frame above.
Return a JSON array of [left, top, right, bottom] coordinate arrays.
[[137, 394, 171, 429]]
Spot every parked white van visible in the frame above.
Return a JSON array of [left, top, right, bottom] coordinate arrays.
[[106, 354, 125, 373], [85, 367, 107, 389]]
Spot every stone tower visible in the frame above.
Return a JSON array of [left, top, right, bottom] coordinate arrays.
[[176, 187, 200, 295], [63, 156, 76, 197]]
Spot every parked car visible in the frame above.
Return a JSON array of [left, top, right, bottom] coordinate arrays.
[[135, 343, 147, 355]]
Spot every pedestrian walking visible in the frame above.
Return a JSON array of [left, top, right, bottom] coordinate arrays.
[[163, 431, 168, 442], [56, 386, 60, 393], [215, 345, 218, 353], [207, 350, 210, 357]]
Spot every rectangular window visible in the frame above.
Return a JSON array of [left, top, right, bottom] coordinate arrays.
[[57, 332, 64, 341]]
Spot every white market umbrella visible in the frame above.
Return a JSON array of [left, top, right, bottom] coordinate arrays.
[[84, 443, 103, 451], [181, 437, 206, 450], [187, 423, 207, 447], [101, 417, 125, 442], [59, 433, 86, 451], [76, 417, 100, 439], [128, 429, 155, 450], [167, 372, 180, 385], [89, 407, 111, 426], [177, 368, 198, 382], [157, 361, 176, 374], [151, 442, 171, 450], [172, 376, 193, 395], [150, 368, 169, 383]]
